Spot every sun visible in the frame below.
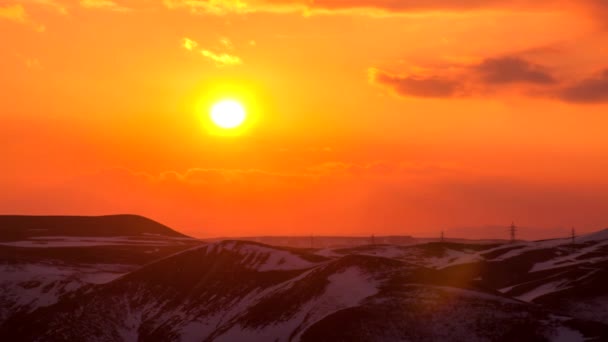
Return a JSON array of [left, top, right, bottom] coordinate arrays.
[[210, 99, 247, 129]]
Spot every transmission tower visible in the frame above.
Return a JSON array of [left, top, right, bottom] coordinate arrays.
[[371, 234, 376, 246], [510, 222, 517, 243], [571, 227, 576, 246], [440, 230, 445, 243]]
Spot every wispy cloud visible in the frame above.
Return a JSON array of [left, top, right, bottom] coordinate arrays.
[[0, 4, 45, 32], [181, 36, 243, 66], [474, 57, 557, 85], [0, 4, 28, 22], [558, 70, 608, 103], [28, 0, 68, 15], [159, 0, 608, 22], [163, 0, 249, 15], [369, 68, 463, 98], [219, 36, 233, 49], [80, 0, 130, 12], [200, 49, 242, 66], [182, 37, 198, 51]]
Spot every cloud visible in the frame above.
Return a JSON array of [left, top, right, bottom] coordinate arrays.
[[0, 4, 28, 23], [28, 0, 68, 15], [371, 56, 608, 103], [474, 57, 556, 85], [0, 4, 45, 31], [158, 0, 608, 19], [219, 37, 233, 49], [163, 0, 250, 15], [181, 37, 242, 66], [79, 0, 130, 12], [103, 161, 448, 189], [200, 49, 242, 66], [182, 37, 198, 51], [369, 68, 462, 98], [101, 167, 315, 193], [307, 0, 559, 12], [558, 69, 608, 103]]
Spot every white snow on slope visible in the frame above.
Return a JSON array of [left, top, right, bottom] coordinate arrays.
[[0, 263, 133, 311], [557, 296, 608, 324], [326, 245, 484, 270], [550, 326, 585, 342], [515, 281, 570, 302], [175, 267, 322, 341], [530, 240, 608, 272], [429, 285, 520, 304], [208, 241, 319, 271], [214, 266, 378, 342], [578, 229, 608, 243], [486, 239, 569, 261], [426, 249, 484, 269]]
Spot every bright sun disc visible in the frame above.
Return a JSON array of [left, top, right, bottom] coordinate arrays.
[[210, 100, 246, 129]]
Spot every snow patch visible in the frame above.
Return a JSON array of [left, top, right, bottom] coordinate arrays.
[[578, 229, 608, 243], [0, 263, 134, 315], [213, 242, 318, 271], [550, 326, 585, 342], [516, 281, 569, 302], [530, 240, 608, 272], [214, 266, 379, 342], [325, 266, 379, 307]]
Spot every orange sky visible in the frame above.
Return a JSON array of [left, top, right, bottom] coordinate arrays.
[[2, 0, 608, 239]]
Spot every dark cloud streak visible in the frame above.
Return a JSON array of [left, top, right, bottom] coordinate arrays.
[[371, 68, 462, 98], [558, 70, 608, 103], [475, 57, 556, 84], [372, 56, 608, 103]]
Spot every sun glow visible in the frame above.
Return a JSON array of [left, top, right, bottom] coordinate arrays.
[[210, 100, 246, 129], [195, 81, 262, 136]]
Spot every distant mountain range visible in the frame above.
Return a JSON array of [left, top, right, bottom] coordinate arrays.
[[1, 215, 608, 341]]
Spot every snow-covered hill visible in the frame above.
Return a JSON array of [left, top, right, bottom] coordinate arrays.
[[0, 215, 202, 326], [2, 239, 608, 341], [2, 218, 608, 341]]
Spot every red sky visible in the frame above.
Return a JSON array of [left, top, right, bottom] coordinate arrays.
[[2, 0, 608, 239]]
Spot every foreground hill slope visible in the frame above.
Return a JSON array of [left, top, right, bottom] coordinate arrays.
[[3, 217, 608, 341], [3, 240, 607, 342]]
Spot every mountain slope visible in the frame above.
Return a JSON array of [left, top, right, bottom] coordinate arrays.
[[0, 215, 202, 327], [3, 240, 606, 342], [3, 219, 608, 341]]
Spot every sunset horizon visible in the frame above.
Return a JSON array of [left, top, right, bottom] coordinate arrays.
[[3, 2, 608, 340], [3, 1, 608, 241]]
